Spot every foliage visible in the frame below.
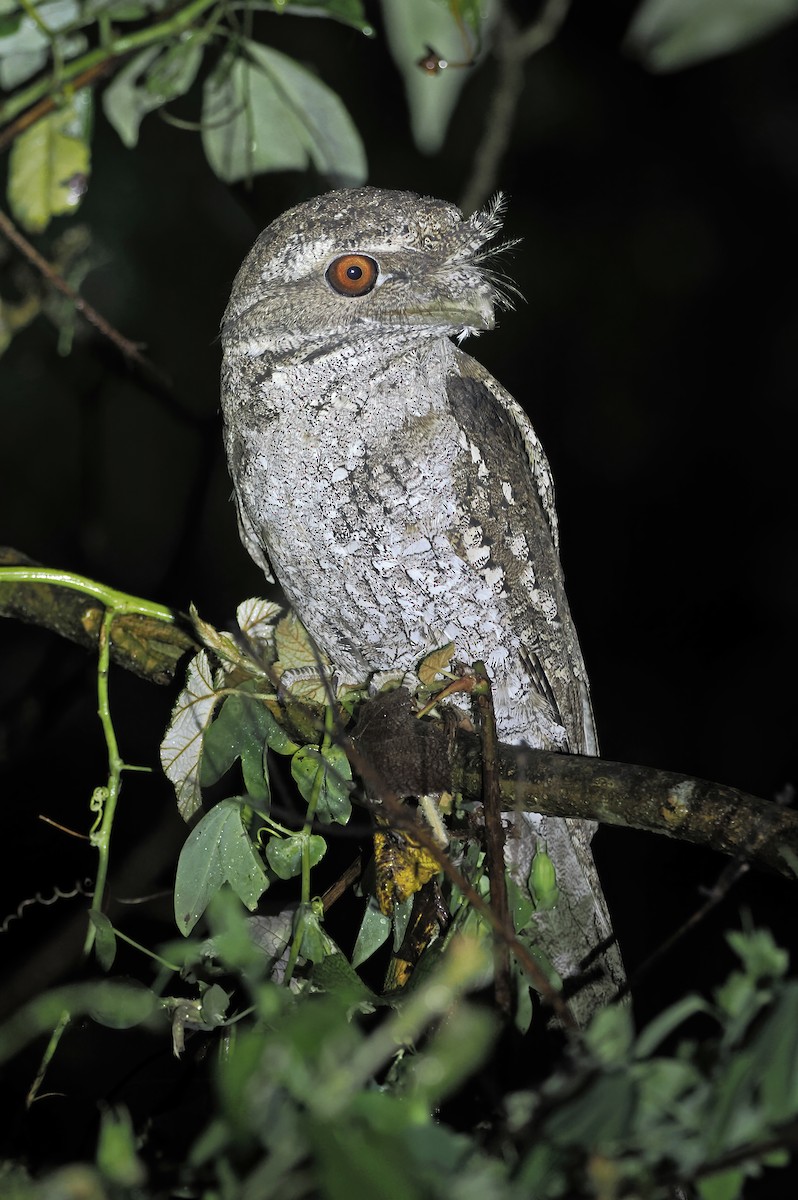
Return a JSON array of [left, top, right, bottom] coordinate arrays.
[[0, 580, 797, 1195], [1, 0, 797, 237], [3, 1, 798, 1197], [2, 884, 798, 1197]]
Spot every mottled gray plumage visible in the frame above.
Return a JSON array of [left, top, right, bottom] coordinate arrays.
[[220, 187, 624, 1021]]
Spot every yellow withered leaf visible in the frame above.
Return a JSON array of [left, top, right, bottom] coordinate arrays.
[[374, 827, 441, 916], [417, 641, 455, 686]]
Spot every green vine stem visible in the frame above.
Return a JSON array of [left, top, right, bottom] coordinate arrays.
[[0, 0, 223, 128], [0, 567, 176, 622], [0, 567, 179, 1099], [0, 566, 177, 948], [85, 607, 125, 955]]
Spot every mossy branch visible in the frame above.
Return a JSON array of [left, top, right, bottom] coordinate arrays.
[[0, 548, 197, 683]]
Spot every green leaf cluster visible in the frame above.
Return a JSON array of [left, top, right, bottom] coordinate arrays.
[[1, 0, 369, 233], [4, 922, 798, 1198], [162, 605, 356, 944], [512, 927, 797, 1199]]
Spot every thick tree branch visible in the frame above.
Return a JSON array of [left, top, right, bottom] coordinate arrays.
[[3, 567, 795, 876], [489, 748, 796, 878], [352, 689, 798, 879]]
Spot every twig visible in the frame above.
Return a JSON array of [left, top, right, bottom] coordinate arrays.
[[343, 727, 579, 1030], [0, 61, 116, 153], [0, 208, 170, 384], [321, 856, 364, 911], [459, 0, 571, 215], [473, 661, 512, 1015], [614, 784, 797, 1000]]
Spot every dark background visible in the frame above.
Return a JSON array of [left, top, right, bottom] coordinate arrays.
[[1, 0, 796, 1165]]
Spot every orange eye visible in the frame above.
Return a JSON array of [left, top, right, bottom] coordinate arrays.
[[325, 253, 379, 297]]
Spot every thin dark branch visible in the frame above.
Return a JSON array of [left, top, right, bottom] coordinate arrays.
[[459, 0, 571, 215], [0, 207, 171, 385], [0, 61, 117, 153], [473, 661, 512, 1015], [344, 720, 579, 1029]]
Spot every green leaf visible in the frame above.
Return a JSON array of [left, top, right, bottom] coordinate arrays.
[[634, 993, 714, 1058], [200, 983, 231, 1026], [265, 832, 326, 879], [88, 982, 159, 1030], [7, 90, 92, 233], [200, 692, 274, 804], [514, 970, 534, 1035], [295, 904, 337, 963], [635, 1056, 703, 1128], [506, 875, 534, 933], [96, 1106, 146, 1188], [401, 1002, 497, 1108], [726, 927, 789, 982], [174, 799, 269, 935], [529, 848, 559, 911], [310, 1118, 422, 1200], [317, 742, 353, 822], [89, 910, 117, 972], [752, 982, 798, 1122], [291, 743, 352, 824], [0, 0, 81, 90], [702, 1050, 758, 1157], [201, 40, 366, 185], [697, 1170, 745, 1200], [392, 893, 413, 951], [199, 695, 248, 785], [312, 952, 380, 1005], [380, 0, 497, 154], [281, 0, 374, 33], [351, 895, 391, 968], [146, 35, 204, 98], [160, 650, 222, 821], [103, 40, 203, 149], [544, 1072, 637, 1147], [103, 47, 161, 148], [584, 1004, 634, 1066], [625, 0, 798, 72]]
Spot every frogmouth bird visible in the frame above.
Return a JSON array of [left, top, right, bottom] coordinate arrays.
[[220, 187, 625, 1022]]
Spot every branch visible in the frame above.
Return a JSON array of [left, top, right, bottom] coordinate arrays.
[[459, 0, 571, 215], [472, 661, 511, 1014], [0, 548, 197, 685], [352, 689, 798, 879], [3, 566, 795, 879], [0, 208, 170, 383], [0, 0, 219, 131], [0, 61, 115, 153]]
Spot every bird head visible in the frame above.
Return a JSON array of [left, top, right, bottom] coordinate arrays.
[[221, 187, 518, 367]]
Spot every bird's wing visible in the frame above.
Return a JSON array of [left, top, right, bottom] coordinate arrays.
[[452, 345, 560, 552], [444, 356, 596, 755]]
